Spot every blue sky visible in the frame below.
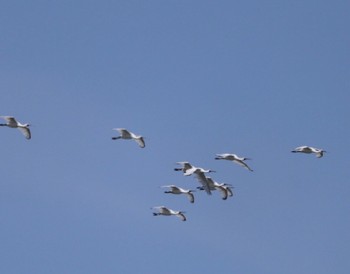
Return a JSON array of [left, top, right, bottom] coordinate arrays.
[[0, 1, 349, 273]]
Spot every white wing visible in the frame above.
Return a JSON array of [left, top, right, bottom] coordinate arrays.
[[184, 167, 197, 176], [114, 128, 132, 138], [295, 146, 312, 153], [205, 177, 217, 190], [1, 116, 17, 127], [186, 192, 195, 203], [316, 151, 324, 158], [216, 153, 235, 160], [176, 213, 187, 221], [153, 206, 171, 215], [224, 186, 234, 197], [216, 186, 228, 200], [135, 137, 145, 148], [194, 172, 212, 195], [161, 185, 177, 189], [234, 159, 253, 172], [176, 162, 193, 172], [18, 127, 31, 139], [163, 185, 181, 192]]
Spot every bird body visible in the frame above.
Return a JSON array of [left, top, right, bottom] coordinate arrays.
[[215, 153, 253, 171], [161, 185, 195, 203], [184, 166, 215, 176], [112, 128, 145, 148], [291, 146, 326, 158], [152, 206, 186, 221], [183, 165, 215, 195], [0, 116, 31, 139], [199, 177, 233, 200]]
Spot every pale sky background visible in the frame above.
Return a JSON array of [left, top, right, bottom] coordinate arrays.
[[0, 1, 349, 273]]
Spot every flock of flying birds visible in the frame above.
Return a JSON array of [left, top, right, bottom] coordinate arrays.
[[1, 116, 327, 222]]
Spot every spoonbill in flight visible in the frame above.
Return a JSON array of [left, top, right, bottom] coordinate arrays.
[[112, 128, 145, 148], [0, 116, 31, 139], [161, 185, 195, 203], [184, 166, 216, 176], [198, 177, 233, 200], [291, 146, 326, 158], [152, 206, 186, 221], [215, 153, 253, 172], [184, 165, 215, 195]]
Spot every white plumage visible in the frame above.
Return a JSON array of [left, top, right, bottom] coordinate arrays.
[[183, 165, 215, 195], [112, 128, 145, 148], [198, 177, 234, 200], [152, 206, 186, 221], [161, 185, 195, 203], [0, 116, 31, 139], [215, 153, 253, 172], [291, 146, 326, 158], [174, 161, 194, 173]]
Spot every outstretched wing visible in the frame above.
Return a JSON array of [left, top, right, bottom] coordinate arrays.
[[184, 167, 197, 176], [224, 186, 234, 197], [186, 192, 195, 203], [135, 137, 145, 148], [152, 206, 170, 215], [18, 127, 31, 139], [316, 151, 324, 158], [234, 159, 253, 172], [176, 213, 187, 221], [194, 172, 212, 195], [1, 116, 17, 127], [160, 185, 176, 189], [114, 128, 132, 138], [216, 186, 228, 200], [205, 177, 217, 190], [175, 162, 193, 173]]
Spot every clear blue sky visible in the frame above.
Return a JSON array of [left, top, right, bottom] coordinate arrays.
[[1, 1, 349, 273]]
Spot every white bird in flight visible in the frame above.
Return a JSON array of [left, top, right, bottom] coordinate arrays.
[[184, 166, 216, 176], [152, 206, 187, 221], [0, 116, 31, 139], [291, 146, 326, 158], [112, 128, 145, 148], [198, 177, 234, 200], [183, 165, 215, 195], [215, 153, 253, 172], [161, 185, 195, 203]]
